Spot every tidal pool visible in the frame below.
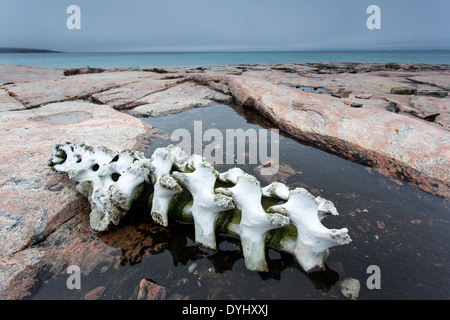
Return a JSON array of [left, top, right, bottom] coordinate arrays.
[[278, 82, 332, 94], [30, 104, 449, 300]]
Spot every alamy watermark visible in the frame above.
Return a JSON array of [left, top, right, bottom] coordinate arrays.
[[171, 121, 280, 175], [66, 265, 81, 289], [367, 5, 381, 30], [66, 4, 380, 31], [366, 264, 381, 289], [66, 5, 81, 30]]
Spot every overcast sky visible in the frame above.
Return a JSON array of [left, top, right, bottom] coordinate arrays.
[[1, 0, 449, 52]]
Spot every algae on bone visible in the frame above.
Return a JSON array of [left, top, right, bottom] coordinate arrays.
[[216, 170, 290, 272], [49, 142, 151, 232], [172, 154, 235, 250], [49, 142, 351, 273], [148, 145, 187, 226]]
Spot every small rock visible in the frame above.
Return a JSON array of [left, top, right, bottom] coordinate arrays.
[[188, 262, 198, 273], [354, 93, 372, 99], [331, 88, 352, 98], [339, 277, 360, 300], [126, 67, 142, 71], [350, 102, 363, 108], [254, 160, 296, 184], [137, 279, 167, 300], [376, 220, 385, 229], [146, 68, 169, 74], [84, 286, 106, 300], [63, 66, 105, 76], [385, 101, 400, 113], [390, 87, 417, 95], [418, 90, 447, 98]]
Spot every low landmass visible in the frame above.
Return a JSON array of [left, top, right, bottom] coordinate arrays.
[[0, 47, 63, 53]]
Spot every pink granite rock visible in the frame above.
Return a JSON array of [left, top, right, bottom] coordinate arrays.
[[3, 71, 158, 109], [0, 65, 64, 85], [137, 279, 167, 300], [224, 75, 450, 198], [0, 101, 150, 299], [130, 81, 232, 117], [84, 286, 106, 300], [0, 89, 26, 112], [90, 74, 187, 109]]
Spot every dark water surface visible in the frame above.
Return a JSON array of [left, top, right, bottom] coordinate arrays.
[[30, 104, 450, 300]]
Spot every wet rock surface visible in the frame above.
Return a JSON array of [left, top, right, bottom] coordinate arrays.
[[0, 62, 449, 299], [338, 277, 361, 300], [137, 279, 167, 300]]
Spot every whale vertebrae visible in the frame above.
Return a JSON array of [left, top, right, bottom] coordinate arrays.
[[49, 142, 351, 273]]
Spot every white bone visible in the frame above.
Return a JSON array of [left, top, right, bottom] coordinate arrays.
[[148, 145, 187, 226], [49, 142, 151, 231], [268, 188, 351, 272], [217, 171, 289, 272], [172, 157, 234, 250]]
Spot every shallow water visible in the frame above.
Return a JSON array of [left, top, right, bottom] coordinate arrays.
[[30, 104, 450, 300], [278, 82, 332, 94]]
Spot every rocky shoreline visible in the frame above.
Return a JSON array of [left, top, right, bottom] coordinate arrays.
[[0, 62, 449, 299]]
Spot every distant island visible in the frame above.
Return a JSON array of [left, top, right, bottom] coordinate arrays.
[[0, 48, 63, 53]]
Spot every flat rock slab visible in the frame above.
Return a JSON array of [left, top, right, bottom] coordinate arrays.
[[91, 76, 185, 109], [130, 81, 233, 117], [0, 90, 26, 112], [407, 74, 450, 90], [2, 71, 158, 109], [0, 65, 65, 85], [0, 101, 150, 299]]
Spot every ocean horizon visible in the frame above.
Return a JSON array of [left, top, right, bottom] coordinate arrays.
[[0, 50, 449, 69]]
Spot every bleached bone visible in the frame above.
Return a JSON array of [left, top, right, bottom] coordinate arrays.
[[148, 145, 187, 226], [49, 142, 352, 273], [261, 182, 290, 200], [218, 167, 245, 184], [217, 171, 290, 272], [316, 196, 339, 221], [49, 142, 151, 231], [172, 155, 234, 250], [268, 188, 351, 272]]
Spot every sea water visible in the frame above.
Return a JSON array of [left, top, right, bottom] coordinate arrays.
[[0, 50, 449, 69]]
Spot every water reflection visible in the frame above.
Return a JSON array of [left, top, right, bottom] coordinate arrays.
[[99, 197, 341, 295]]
